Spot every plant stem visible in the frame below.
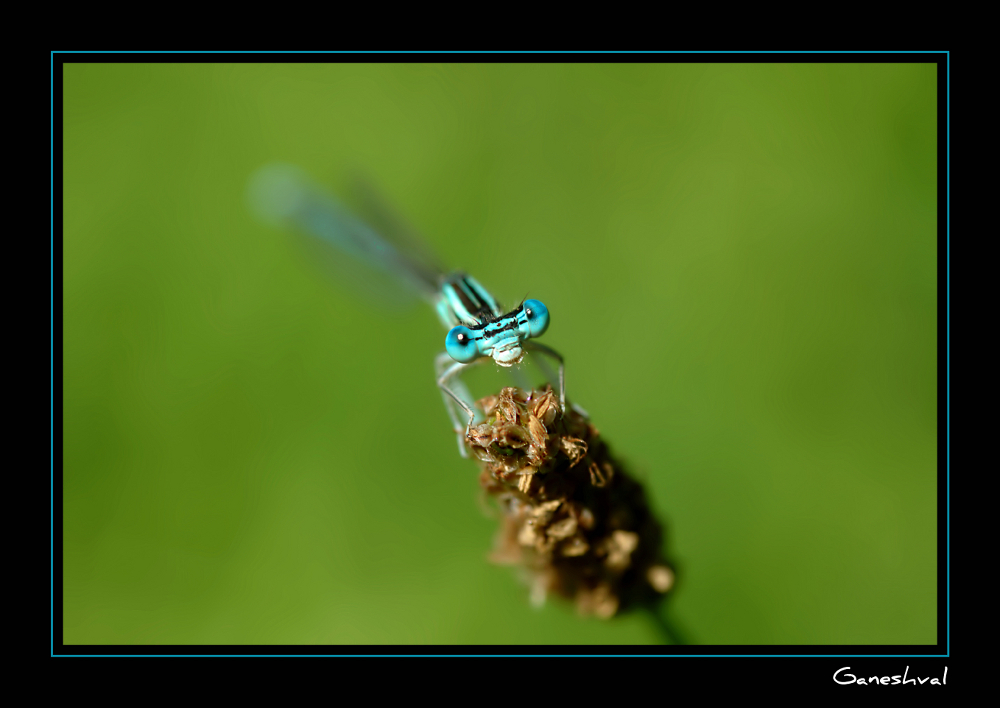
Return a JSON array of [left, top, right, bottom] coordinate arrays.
[[646, 603, 691, 645]]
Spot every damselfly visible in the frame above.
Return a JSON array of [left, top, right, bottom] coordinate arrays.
[[247, 165, 565, 455]]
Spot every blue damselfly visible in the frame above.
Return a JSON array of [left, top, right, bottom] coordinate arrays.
[[247, 165, 565, 455]]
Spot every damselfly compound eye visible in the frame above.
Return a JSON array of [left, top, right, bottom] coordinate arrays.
[[523, 299, 550, 338], [446, 326, 479, 363]]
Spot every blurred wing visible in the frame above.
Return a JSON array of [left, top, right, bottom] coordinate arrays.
[[346, 171, 449, 288], [248, 164, 442, 302]]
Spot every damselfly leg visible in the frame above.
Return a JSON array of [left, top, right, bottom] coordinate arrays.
[[435, 353, 484, 457], [523, 341, 566, 413]]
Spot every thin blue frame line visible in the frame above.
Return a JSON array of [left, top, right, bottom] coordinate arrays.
[[51, 51, 55, 658], [52, 653, 946, 657], [945, 51, 950, 655], [51, 51, 949, 658]]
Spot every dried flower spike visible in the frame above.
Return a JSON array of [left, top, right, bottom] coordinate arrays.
[[470, 386, 675, 620]]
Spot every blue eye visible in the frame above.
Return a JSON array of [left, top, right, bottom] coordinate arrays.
[[523, 299, 549, 338], [445, 326, 479, 363]]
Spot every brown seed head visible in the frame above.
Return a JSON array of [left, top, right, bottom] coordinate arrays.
[[468, 386, 674, 618]]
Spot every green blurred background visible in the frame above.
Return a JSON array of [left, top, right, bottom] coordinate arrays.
[[63, 63, 937, 645]]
